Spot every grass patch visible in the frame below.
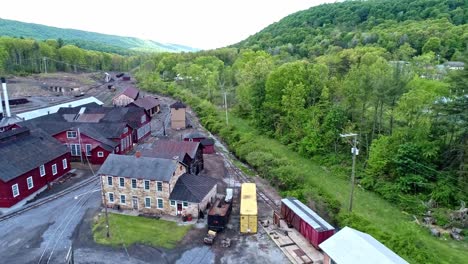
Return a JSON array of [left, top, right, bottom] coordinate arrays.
[[93, 213, 191, 249]]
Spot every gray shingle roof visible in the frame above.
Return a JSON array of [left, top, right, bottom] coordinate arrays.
[[97, 154, 179, 182], [169, 173, 217, 203], [141, 140, 200, 160], [131, 97, 160, 110], [0, 128, 69, 182]]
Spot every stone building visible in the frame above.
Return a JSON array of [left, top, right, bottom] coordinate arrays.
[[98, 154, 217, 218]]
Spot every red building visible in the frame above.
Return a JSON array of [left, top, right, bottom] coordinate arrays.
[[21, 104, 152, 164], [200, 138, 215, 154], [0, 127, 71, 209], [183, 131, 206, 142]]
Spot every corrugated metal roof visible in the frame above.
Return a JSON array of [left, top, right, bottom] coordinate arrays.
[[319, 227, 409, 264], [282, 197, 334, 232], [97, 154, 178, 182], [131, 97, 159, 110], [240, 183, 257, 215], [17, 97, 103, 120], [142, 140, 200, 160]]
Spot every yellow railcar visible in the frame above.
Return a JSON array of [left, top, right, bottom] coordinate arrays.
[[240, 183, 257, 233]]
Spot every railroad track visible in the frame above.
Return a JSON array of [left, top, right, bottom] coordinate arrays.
[[0, 175, 98, 222], [221, 150, 280, 212]]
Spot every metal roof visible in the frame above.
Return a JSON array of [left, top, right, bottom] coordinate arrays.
[[97, 154, 179, 182], [131, 97, 160, 110], [169, 173, 217, 203], [142, 140, 200, 160], [16, 97, 103, 120], [319, 227, 409, 264], [0, 128, 68, 182], [240, 183, 257, 215], [282, 197, 334, 232]]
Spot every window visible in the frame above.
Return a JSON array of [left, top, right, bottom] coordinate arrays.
[[145, 197, 151, 208], [71, 144, 81, 156], [141, 115, 146, 123], [119, 177, 125, 187], [157, 198, 164, 209], [183, 201, 188, 208], [170, 200, 176, 207], [121, 138, 125, 150], [85, 144, 92, 156], [52, 164, 57, 175], [67, 131, 77, 138], [123, 127, 128, 134], [107, 176, 113, 186], [62, 158, 68, 169], [108, 193, 114, 203], [156, 181, 163, 192], [12, 184, 19, 197], [97, 151, 104, 157], [131, 179, 137, 189], [144, 180, 150, 190], [120, 195, 126, 205], [27, 176, 34, 190], [39, 165, 45, 177], [116, 147, 119, 153]]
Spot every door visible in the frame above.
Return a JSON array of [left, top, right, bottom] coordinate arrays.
[[177, 203, 183, 215], [132, 197, 138, 210]]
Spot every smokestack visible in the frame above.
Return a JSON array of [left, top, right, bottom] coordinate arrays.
[[0, 82, 3, 117], [1, 78, 11, 117]]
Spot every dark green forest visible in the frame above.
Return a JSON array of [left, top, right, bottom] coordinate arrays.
[[0, 18, 198, 55], [0, 36, 142, 74], [134, 0, 467, 262]]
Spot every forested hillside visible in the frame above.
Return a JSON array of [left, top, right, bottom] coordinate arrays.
[[135, 0, 467, 262], [0, 18, 198, 55], [0, 36, 140, 74], [235, 0, 467, 60]]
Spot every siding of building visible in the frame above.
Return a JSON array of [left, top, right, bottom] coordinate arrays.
[[0, 153, 71, 208], [170, 108, 186, 129]]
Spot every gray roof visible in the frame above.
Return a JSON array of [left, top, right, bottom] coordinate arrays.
[[97, 154, 179, 182], [282, 197, 334, 232], [0, 128, 69, 182], [183, 131, 206, 139], [169, 173, 217, 203], [170, 101, 186, 109], [319, 227, 409, 264]]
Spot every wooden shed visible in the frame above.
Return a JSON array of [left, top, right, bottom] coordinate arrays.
[[201, 138, 215, 154], [170, 101, 186, 130], [240, 183, 257, 233], [281, 197, 335, 248]]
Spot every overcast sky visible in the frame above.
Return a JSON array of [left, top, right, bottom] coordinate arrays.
[[1, 0, 338, 50]]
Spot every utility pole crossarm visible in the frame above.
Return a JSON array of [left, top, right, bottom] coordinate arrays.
[[340, 133, 358, 212]]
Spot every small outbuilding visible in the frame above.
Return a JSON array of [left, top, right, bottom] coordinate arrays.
[[200, 138, 215, 154], [112, 87, 140, 107], [319, 226, 409, 264], [128, 96, 160, 116], [183, 131, 206, 142], [170, 101, 186, 130]]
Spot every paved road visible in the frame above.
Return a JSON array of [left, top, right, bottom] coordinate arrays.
[[0, 179, 101, 264]]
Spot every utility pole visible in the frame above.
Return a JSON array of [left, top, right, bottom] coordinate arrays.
[[340, 133, 358, 212], [43, 57, 47, 74], [224, 91, 229, 125]]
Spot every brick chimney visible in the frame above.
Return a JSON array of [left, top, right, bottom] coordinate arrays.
[[135, 151, 141, 158]]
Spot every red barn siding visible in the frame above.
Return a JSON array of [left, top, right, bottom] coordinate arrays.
[[0, 153, 71, 208], [90, 146, 111, 164], [281, 200, 335, 249], [203, 145, 215, 154]]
